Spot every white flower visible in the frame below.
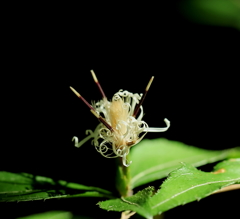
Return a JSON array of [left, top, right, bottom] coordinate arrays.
[[70, 71, 170, 167]]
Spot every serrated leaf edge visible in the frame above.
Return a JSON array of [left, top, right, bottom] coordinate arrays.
[[151, 177, 240, 211]]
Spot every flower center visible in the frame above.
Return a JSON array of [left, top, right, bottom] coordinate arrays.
[[109, 97, 128, 135]]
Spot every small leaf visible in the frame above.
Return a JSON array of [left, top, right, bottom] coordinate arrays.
[[98, 187, 154, 219], [130, 138, 240, 188], [0, 171, 114, 202], [150, 159, 240, 215]]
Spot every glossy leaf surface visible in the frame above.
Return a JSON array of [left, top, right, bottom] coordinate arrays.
[[130, 138, 240, 188]]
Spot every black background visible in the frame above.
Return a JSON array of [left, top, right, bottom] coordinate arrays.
[[1, 1, 240, 218]]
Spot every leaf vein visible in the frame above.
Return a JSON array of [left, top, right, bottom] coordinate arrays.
[[151, 177, 240, 209]]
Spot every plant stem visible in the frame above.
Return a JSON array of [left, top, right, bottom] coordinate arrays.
[[116, 154, 133, 197]]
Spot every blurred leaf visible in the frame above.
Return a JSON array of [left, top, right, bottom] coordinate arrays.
[[0, 171, 114, 202], [130, 138, 240, 188], [17, 211, 73, 219], [99, 159, 240, 218], [180, 0, 240, 29], [16, 211, 95, 219]]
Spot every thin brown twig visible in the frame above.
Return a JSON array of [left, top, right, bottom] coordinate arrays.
[[212, 184, 240, 195]]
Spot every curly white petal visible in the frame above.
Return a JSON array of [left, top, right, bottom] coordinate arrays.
[[72, 132, 93, 148], [137, 106, 144, 121], [143, 118, 170, 132], [72, 124, 102, 148]]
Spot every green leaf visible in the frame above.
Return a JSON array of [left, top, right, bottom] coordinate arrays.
[[98, 187, 154, 219], [150, 159, 240, 215], [0, 171, 114, 202], [99, 159, 240, 218], [16, 211, 94, 219], [130, 138, 240, 188]]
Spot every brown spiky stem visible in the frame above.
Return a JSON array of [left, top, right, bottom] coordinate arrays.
[[70, 86, 114, 131], [90, 70, 107, 100], [133, 76, 154, 117], [70, 86, 95, 110]]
